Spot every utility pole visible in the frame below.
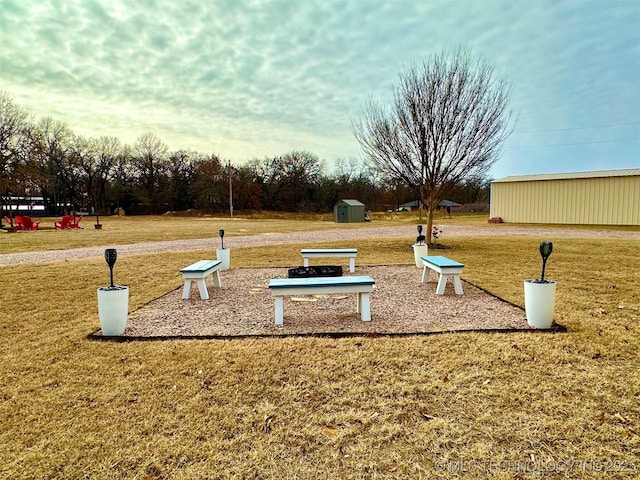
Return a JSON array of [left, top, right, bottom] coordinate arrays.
[[228, 160, 233, 218]]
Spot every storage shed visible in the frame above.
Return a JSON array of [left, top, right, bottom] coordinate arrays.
[[334, 199, 366, 223], [490, 169, 640, 225]]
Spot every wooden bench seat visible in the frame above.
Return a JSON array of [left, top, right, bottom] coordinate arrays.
[[180, 260, 222, 300], [420, 255, 464, 295], [268, 275, 375, 325], [300, 248, 358, 273]]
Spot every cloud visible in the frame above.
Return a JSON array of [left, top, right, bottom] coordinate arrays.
[[1, 0, 638, 176]]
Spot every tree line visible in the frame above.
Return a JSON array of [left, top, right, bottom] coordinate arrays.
[[1, 90, 491, 219]]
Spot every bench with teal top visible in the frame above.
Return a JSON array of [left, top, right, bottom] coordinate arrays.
[[180, 259, 222, 300], [301, 248, 358, 273], [420, 255, 465, 295], [268, 275, 375, 325]]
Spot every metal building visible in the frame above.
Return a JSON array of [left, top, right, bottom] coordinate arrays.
[[490, 169, 640, 225], [334, 199, 366, 223]]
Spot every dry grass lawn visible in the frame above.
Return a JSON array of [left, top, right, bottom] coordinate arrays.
[[0, 215, 638, 479]]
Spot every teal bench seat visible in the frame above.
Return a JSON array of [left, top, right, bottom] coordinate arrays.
[[420, 255, 465, 295], [300, 248, 358, 273], [268, 275, 375, 325], [180, 260, 222, 300]]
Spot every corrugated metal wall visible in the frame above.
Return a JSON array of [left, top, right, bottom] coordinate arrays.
[[490, 175, 640, 225]]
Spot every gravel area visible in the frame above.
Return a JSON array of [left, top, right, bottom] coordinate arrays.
[[112, 264, 534, 338]]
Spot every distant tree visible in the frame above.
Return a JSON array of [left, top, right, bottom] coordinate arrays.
[[446, 173, 492, 205], [234, 164, 263, 211], [167, 150, 197, 211], [354, 48, 512, 242], [0, 91, 29, 226], [249, 151, 322, 211], [68, 134, 96, 212], [27, 116, 74, 215], [131, 133, 169, 213], [108, 144, 135, 213], [190, 154, 227, 212], [93, 136, 123, 213], [279, 151, 322, 211]]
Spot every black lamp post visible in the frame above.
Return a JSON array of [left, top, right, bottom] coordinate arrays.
[[105, 248, 117, 287], [219, 229, 225, 249], [416, 225, 426, 245], [539, 241, 553, 282]]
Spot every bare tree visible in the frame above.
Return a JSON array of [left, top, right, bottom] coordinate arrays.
[[132, 133, 169, 213], [353, 48, 512, 242], [167, 150, 197, 211], [92, 136, 123, 215], [28, 116, 74, 215], [190, 153, 227, 212], [0, 91, 29, 227]]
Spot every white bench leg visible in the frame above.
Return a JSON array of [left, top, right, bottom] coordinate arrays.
[[435, 274, 448, 295], [453, 275, 464, 295], [349, 257, 355, 273], [212, 270, 221, 288], [182, 280, 192, 299], [196, 279, 209, 300], [274, 296, 284, 325], [303, 257, 309, 267], [421, 266, 431, 283], [359, 293, 371, 321]]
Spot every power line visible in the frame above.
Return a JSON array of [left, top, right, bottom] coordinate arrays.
[[513, 121, 640, 134], [507, 137, 640, 148]]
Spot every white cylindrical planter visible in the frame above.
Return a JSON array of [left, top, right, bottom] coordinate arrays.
[[412, 244, 428, 268], [217, 248, 230, 271], [97, 286, 129, 335], [524, 280, 556, 329]]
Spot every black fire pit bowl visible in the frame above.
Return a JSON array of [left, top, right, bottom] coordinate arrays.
[[288, 266, 343, 278]]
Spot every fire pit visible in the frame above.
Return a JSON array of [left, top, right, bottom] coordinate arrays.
[[288, 266, 343, 278]]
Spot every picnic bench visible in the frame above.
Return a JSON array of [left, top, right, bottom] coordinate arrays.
[[180, 260, 222, 300], [421, 255, 465, 295], [268, 275, 375, 325], [301, 248, 358, 273]]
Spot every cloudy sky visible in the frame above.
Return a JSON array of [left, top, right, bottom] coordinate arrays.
[[2, 0, 639, 179]]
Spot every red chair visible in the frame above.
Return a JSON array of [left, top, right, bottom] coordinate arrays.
[[3, 216, 19, 229], [68, 216, 83, 229], [55, 215, 74, 230], [13, 215, 26, 230], [20, 216, 40, 230]]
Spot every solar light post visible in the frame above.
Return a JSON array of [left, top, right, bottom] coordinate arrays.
[[97, 248, 129, 335], [105, 248, 117, 287], [412, 224, 428, 268], [539, 241, 553, 282], [416, 225, 426, 245], [524, 240, 556, 329], [216, 228, 230, 271]]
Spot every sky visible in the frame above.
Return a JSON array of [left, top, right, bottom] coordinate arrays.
[[1, 0, 639, 180]]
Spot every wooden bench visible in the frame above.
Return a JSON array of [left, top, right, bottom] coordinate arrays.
[[180, 260, 222, 300], [300, 248, 358, 273], [268, 275, 375, 325], [420, 255, 465, 295]]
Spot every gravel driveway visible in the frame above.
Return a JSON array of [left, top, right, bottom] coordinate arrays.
[[2, 224, 637, 266]]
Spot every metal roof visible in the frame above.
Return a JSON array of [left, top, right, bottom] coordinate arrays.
[[439, 200, 462, 207], [339, 199, 365, 206], [493, 168, 640, 183], [400, 199, 462, 207]]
